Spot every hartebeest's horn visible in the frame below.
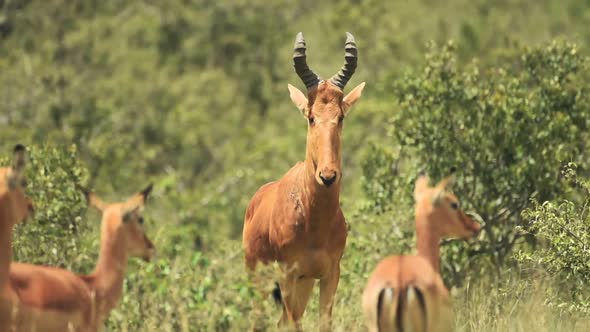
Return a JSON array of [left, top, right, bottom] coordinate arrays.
[[329, 32, 358, 90], [293, 32, 320, 90]]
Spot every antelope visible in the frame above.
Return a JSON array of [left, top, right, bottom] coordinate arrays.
[[242, 32, 365, 331], [0, 144, 33, 290], [2, 185, 156, 331], [362, 174, 481, 332]]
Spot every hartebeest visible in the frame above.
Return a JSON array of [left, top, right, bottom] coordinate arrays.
[[242, 32, 365, 331], [0, 144, 33, 290], [3, 186, 156, 331], [362, 174, 481, 332]]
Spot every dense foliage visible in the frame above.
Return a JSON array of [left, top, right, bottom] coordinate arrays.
[[2, 0, 590, 330], [517, 164, 590, 312], [362, 40, 590, 285]]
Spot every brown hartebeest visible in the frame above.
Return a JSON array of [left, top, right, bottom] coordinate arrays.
[[3, 186, 156, 331], [242, 32, 365, 331], [0, 144, 33, 290], [362, 174, 481, 332]]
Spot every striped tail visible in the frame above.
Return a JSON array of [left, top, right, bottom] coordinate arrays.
[[400, 285, 427, 332], [376, 287, 397, 332]]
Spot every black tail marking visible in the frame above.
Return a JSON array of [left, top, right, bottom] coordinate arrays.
[[271, 281, 282, 306], [413, 286, 427, 324], [377, 288, 386, 330]]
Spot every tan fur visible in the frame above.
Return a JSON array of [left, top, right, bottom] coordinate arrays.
[[243, 81, 364, 331], [0, 145, 33, 296], [362, 175, 481, 332], [1, 187, 155, 331]]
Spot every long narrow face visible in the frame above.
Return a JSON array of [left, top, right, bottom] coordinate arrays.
[[288, 32, 365, 187], [306, 83, 345, 187], [87, 184, 156, 262], [414, 174, 482, 239], [0, 145, 34, 226]]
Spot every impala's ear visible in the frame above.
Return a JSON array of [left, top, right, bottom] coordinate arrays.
[[414, 173, 430, 202], [86, 192, 108, 212], [436, 175, 455, 192], [124, 183, 153, 212], [288, 84, 309, 118], [8, 144, 26, 189], [342, 82, 365, 115], [11, 144, 26, 174], [140, 184, 153, 202], [432, 175, 455, 206]]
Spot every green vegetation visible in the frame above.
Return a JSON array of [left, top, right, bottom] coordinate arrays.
[[2, 0, 590, 330]]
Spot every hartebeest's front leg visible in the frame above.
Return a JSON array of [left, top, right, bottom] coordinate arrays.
[[278, 273, 315, 331], [319, 265, 340, 332]]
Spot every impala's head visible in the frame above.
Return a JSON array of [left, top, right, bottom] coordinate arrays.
[[86, 184, 156, 262], [0, 144, 34, 226], [288, 32, 365, 188], [414, 173, 481, 239]]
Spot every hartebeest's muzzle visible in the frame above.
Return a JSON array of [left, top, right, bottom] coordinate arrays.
[[319, 169, 338, 187]]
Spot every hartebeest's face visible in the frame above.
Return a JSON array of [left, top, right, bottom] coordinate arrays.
[[288, 32, 365, 187], [0, 145, 34, 226], [86, 185, 156, 262], [414, 175, 482, 239]]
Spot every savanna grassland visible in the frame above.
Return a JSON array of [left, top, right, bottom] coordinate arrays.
[[2, 0, 590, 331]]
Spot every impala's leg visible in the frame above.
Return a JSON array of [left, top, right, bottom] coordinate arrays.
[[319, 265, 340, 332]]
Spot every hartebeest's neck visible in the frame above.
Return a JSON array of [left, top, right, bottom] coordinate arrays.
[[0, 194, 14, 289], [90, 221, 128, 314], [415, 214, 442, 273], [302, 157, 341, 216]]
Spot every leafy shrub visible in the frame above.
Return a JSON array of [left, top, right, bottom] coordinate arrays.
[[3, 145, 91, 269], [517, 164, 590, 312], [362, 40, 590, 285]]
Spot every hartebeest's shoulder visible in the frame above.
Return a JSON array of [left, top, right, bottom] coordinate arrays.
[[243, 162, 307, 268]]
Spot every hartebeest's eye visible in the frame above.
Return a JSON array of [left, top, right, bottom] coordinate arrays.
[[308, 117, 315, 126], [138, 216, 145, 225], [338, 116, 344, 124], [450, 202, 459, 210]]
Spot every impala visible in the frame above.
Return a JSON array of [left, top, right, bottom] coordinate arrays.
[[362, 174, 481, 332], [3, 185, 156, 331], [242, 32, 365, 331], [0, 144, 33, 290]]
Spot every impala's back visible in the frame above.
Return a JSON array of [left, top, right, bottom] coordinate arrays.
[[362, 255, 453, 332]]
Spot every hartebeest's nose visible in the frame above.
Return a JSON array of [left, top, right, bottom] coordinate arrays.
[[319, 171, 338, 187]]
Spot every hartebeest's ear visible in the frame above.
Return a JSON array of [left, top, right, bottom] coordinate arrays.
[[414, 173, 430, 202], [86, 192, 108, 212], [342, 82, 365, 115], [287, 84, 309, 117]]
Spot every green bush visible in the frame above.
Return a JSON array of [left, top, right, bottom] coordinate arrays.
[[362, 40, 590, 285], [517, 164, 590, 312], [3, 145, 91, 269]]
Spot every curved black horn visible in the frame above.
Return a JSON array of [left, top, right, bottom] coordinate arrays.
[[293, 32, 320, 90], [329, 32, 358, 90]]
